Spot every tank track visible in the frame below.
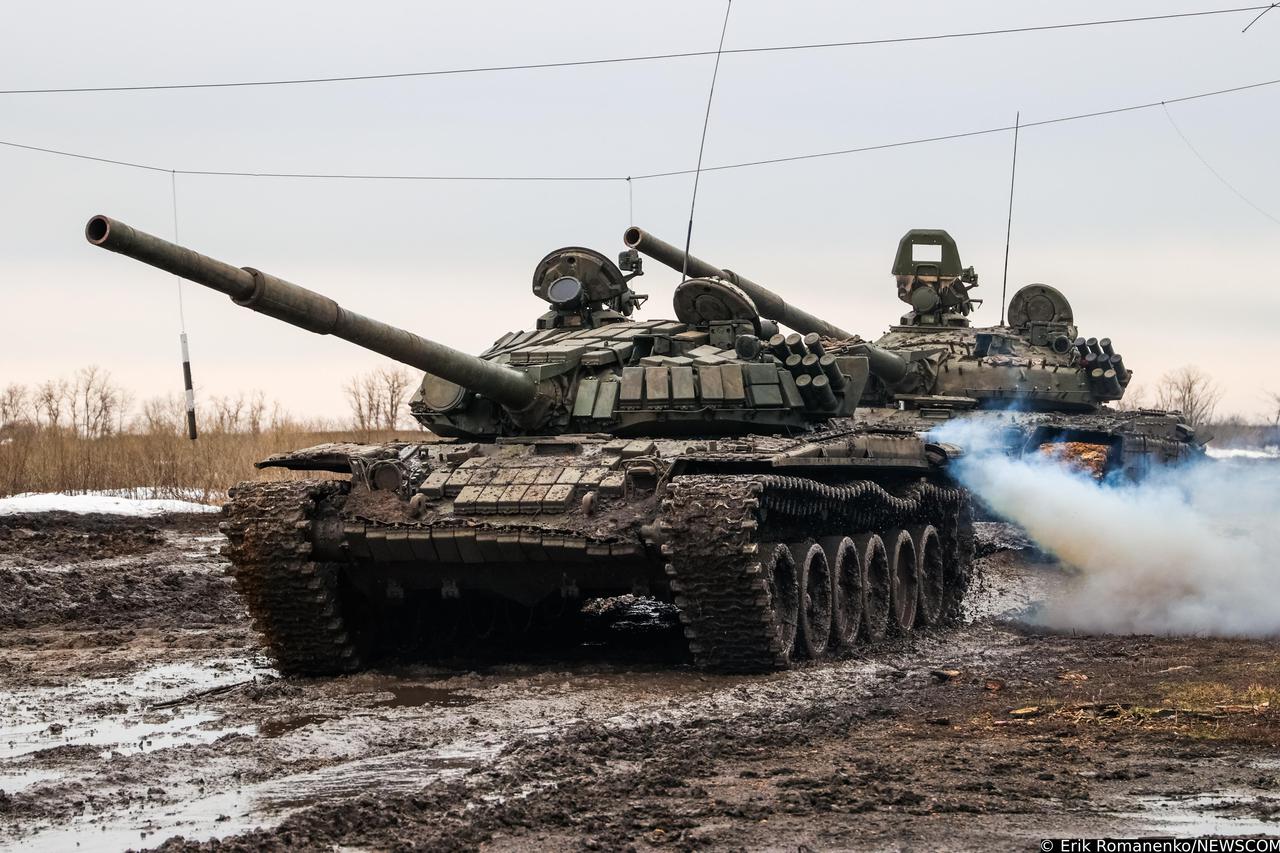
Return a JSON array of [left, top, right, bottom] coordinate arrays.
[[220, 479, 363, 675], [660, 474, 969, 673]]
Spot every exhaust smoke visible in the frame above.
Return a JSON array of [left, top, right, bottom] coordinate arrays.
[[935, 420, 1280, 637]]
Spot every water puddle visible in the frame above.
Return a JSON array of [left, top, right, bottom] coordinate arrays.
[[0, 658, 270, 760], [1124, 791, 1280, 835], [377, 685, 477, 708], [3, 710, 252, 760], [4, 740, 499, 853], [0, 766, 58, 793], [257, 714, 328, 738]]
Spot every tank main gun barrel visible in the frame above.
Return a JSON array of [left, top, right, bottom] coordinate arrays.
[[848, 342, 910, 385], [622, 227, 854, 340], [85, 216, 539, 411]]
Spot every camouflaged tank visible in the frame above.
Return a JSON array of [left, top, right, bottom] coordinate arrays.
[[87, 215, 972, 675], [845, 229, 1203, 479]]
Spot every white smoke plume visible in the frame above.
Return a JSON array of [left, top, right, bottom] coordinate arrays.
[[933, 419, 1280, 637]]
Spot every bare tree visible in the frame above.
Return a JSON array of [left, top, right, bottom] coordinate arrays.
[[268, 400, 288, 432], [208, 393, 249, 433], [1267, 391, 1280, 427], [35, 379, 67, 429], [246, 391, 267, 435], [0, 384, 31, 426], [374, 367, 414, 430], [344, 374, 376, 432], [1154, 366, 1222, 427], [346, 368, 417, 431], [138, 394, 184, 434], [66, 366, 130, 437]]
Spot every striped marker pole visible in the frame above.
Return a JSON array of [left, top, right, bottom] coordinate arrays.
[[181, 332, 198, 440]]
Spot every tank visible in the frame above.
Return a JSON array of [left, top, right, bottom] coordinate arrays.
[[846, 228, 1202, 479], [87, 215, 972, 675]]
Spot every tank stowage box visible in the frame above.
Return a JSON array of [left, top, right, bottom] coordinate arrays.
[[88, 215, 975, 674]]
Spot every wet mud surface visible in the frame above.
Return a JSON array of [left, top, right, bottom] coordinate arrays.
[[2, 514, 1279, 851]]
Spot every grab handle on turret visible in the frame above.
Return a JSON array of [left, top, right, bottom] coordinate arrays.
[[85, 215, 540, 411]]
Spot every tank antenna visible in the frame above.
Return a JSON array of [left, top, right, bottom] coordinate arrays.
[[999, 111, 1020, 327], [682, 0, 733, 282], [171, 170, 198, 440]]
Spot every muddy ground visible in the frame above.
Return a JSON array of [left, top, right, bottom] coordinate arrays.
[[2, 512, 1279, 852]]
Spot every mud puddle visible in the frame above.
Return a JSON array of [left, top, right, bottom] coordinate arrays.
[[0, 658, 268, 760], [2, 651, 887, 851], [1125, 792, 1280, 836], [375, 685, 477, 708], [4, 739, 501, 853]]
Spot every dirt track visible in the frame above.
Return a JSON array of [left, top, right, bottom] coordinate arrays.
[[2, 512, 1279, 851]]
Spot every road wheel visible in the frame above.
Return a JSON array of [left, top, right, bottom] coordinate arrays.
[[763, 542, 799, 663], [884, 528, 918, 633], [790, 541, 832, 659], [821, 536, 864, 651], [912, 525, 945, 627], [853, 534, 890, 643]]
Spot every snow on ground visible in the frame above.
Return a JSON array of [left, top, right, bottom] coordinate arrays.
[[0, 492, 218, 516], [1206, 445, 1280, 460]]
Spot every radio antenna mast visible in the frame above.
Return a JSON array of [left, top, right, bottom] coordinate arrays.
[[682, 0, 733, 281], [999, 111, 1021, 327]]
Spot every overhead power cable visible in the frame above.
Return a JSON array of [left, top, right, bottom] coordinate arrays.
[[1, 77, 1277, 183], [628, 77, 1280, 180], [0, 5, 1268, 95], [1242, 3, 1277, 30], [1161, 103, 1280, 225]]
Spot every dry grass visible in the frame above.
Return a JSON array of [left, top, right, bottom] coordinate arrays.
[[1161, 681, 1280, 711], [0, 427, 414, 504]]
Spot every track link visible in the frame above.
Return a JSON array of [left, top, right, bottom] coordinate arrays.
[[220, 479, 363, 675], [661, 474, 969, 673]]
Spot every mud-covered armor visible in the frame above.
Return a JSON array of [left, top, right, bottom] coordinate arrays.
[[88, 215, 977, 674]]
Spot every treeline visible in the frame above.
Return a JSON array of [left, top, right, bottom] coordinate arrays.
[[1115, 365, 1279, 446], [0, 365, 419, 438], [3, 364, 1276, 502], [0, 366, 422, 501]]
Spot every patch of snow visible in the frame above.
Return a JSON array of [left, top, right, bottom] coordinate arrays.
[[1206, 445, 1280, 460], [82, 486, 213, 502], [0, 492, 218, 516]]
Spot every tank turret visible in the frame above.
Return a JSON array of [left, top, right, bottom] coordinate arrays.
[[87, 216, 871, 439], [868, 227, 1136, 412], [860, 228, 1199, 480]]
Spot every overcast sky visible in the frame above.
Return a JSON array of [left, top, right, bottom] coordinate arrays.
[[2, 0, 1277, 421]]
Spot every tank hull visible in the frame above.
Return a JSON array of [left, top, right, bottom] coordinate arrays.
[[224, 429, 971, 674], [856, 406, 1201, 480]]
